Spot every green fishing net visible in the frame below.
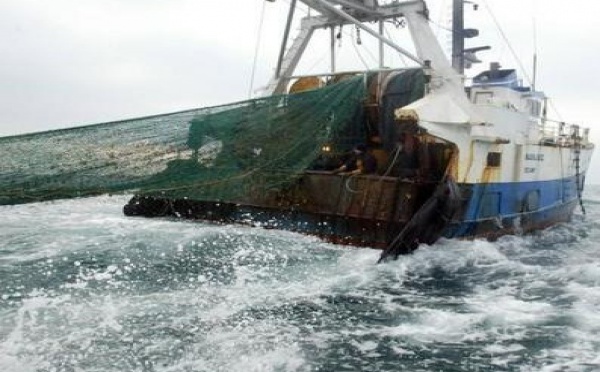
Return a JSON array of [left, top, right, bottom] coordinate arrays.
[[0, 76, 368, 205]]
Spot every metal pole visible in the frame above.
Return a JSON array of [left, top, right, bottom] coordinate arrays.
[[379, 19, 385, 68], [452, 0, 464, 74], [276, 0, 298, 78], [330, 26, 336, 74]]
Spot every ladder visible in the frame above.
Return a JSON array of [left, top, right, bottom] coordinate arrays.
[[573, 128, 586, 215]]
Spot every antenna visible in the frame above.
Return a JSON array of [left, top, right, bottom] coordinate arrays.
[[532, 53, 537, 91], [531, 1, 538, 91]]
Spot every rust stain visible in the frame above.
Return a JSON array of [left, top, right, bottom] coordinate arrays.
[[481, 145, 502, 183]]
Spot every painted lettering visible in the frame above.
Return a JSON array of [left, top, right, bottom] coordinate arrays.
[[525, 153, 544, 161]]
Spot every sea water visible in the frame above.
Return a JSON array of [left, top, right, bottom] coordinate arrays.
[[1, 187, 599, 372]]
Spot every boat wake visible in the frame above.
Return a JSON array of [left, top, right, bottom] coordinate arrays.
[[1, 187, 600, 371]]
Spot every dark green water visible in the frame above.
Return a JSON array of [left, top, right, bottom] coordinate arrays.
[[1, 188, 600, 371]]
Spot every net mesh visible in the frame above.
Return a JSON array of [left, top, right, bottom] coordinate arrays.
[[0, 76, 367, 205]]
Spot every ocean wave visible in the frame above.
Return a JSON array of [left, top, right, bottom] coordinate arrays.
[[1, 194, 600, 371]]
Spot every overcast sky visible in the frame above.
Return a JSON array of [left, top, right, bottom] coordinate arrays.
[[1, 0, 598, 182]]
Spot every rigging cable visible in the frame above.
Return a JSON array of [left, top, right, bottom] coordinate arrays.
[[481, 0, 532, 86], [248, 0, 268, 99], [383, 24, 408, 67], [348, 26, 371, 70], [530, 2, 569, 139]]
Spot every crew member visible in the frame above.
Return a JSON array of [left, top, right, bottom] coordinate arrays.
[[391, 133, 419, 178], [334, 144, 377, 175]]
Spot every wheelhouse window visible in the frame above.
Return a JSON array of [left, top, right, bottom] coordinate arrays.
[[487, 152, 502, 167], [474, 91, 494, 104], [527, 99, 542, 117]]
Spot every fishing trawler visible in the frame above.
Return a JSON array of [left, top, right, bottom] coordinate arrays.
[[123, 0, 594, 260]]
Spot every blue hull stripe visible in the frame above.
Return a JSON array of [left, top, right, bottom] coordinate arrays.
[[450, 176, 581, 238]]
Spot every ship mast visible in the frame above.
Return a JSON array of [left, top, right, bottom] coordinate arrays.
[[451, 0, 465, 74], [451, 0, 489, 75]]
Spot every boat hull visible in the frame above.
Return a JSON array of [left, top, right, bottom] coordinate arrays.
[[449, 197, 578, 240], [124, 174, 584, 252]]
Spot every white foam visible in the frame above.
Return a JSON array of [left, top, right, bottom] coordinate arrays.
[[2, 192, 600, 371], [0, 355, 37, 372], [383, 309, 485, 343], [484, 343, 526, 354], [468, 291, 556, 326]]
